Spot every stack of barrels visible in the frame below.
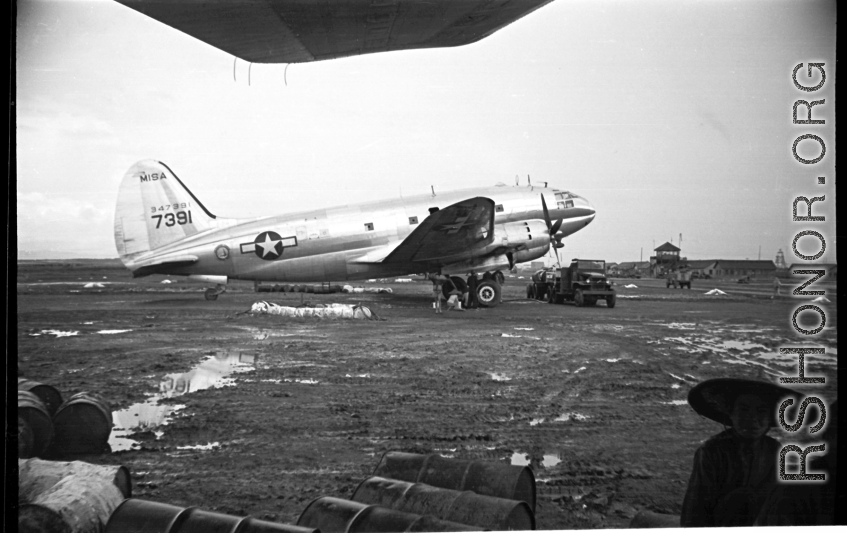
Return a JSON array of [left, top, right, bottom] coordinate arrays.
[[101, 452, 536, 533], [256, 283, 343, 294], [296, 452, 537, 532], [18, 378, 114, 458]]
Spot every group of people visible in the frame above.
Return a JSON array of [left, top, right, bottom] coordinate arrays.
[[681, 377, 838, 526], [429, 273, 482, 313]]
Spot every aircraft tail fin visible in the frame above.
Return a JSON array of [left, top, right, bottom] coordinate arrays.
[[114, 160, 217, 263]]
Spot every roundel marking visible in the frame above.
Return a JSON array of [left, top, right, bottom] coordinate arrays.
[[254, 231, 284, 260], [215, 244, 230, 260]]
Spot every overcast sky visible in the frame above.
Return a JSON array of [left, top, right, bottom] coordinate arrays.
[[16, 0, 836, 264]]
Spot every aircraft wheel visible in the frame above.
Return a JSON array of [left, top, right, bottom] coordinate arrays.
[[607, 293, 617, 308], [204, 288, 219, 301], [526, 284, 535, 299], [476, 280, 501, 308], [574, 289, 585, 307]]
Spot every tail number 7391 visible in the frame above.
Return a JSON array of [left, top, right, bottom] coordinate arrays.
[[152, 210, 193, 228]]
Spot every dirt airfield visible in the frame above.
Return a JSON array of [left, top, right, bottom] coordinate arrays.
[[16, 259, 838, 530]]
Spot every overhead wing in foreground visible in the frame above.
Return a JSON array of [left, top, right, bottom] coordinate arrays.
[[382, 196, 495, 265], [114, 0, 555, 64]]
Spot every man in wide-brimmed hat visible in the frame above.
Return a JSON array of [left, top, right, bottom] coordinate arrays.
[[681, 378, 799, 527]]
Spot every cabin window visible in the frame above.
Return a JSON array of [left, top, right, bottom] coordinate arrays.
[[365, 222, 374, 231], [409, 216, 418, 225], [495, 204, 504, 212], [428, 207, 439, 214]]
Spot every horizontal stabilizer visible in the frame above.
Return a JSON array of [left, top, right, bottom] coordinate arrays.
[[130, 255, 199, 278]]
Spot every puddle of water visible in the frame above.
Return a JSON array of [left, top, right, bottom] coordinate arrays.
[[660, 400, 688, 406], [110, 351, 257, 451], [177, 442, 220, 451], [501, 333, 522, 338], [510, 452, 562, 468], [514, 327, 535, 331], [529, 418, 544, 426], [671, 384, 681, 389], [573, 366, 587, 374], [490, 373, 511, 381], [554, 412, 590, 422], [31, 329, 79, 337], [98, 329, 132, 335], [284, 378, 319, 384]]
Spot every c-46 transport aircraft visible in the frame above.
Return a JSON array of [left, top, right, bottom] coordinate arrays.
[[114, 160, 595, 305]]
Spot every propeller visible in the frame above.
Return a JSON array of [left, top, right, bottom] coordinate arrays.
[[541, 194, 564, 266]]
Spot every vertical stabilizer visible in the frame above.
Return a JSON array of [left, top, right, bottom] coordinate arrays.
[[114, 160, 216, 263]]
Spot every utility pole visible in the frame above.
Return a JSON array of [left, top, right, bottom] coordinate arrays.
[[758, 245, 761, 260], [640, 247, 643, 262]]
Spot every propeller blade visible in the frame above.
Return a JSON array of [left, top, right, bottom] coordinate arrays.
[[550, 218, 563, 235], [541, 194, 552, 233]]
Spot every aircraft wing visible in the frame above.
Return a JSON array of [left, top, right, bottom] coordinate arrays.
[[383, 196, 495, 265], [114, 0, 555, 64]]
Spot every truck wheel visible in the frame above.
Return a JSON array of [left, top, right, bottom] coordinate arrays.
[[476, 280, 501, 308], [607, 293, 616, 308], [526, 284, 535, 299], [574, 289, 585, 307], [536, 285, 546, 301], [204, 288, 219, 301]]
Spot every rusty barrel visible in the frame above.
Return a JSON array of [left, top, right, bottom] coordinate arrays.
[[297, 496, 482, 533], [105, 499, 317, 533], [18, 391, 54, 458], [52, 392, 113, 455], [353, 476, 534, 530], [373, 452, 536, 513], [18, 378, 64, 416]]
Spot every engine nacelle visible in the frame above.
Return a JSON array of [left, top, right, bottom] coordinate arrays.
[[188, 275, 228, 285], [512, 243, 550, 264], [496, 220, 551, 250]]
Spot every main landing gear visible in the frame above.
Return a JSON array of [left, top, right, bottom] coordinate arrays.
[[439, 270, 504, 308]]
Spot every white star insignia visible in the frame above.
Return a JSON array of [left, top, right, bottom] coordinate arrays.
[[255, 233, 282, 258]]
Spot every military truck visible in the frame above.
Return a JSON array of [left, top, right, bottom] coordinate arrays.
[[529, 259, 616, 307], [666, 270, 692, 289]]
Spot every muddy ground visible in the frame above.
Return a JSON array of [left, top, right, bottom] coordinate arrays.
[[16, 260, 838, 530]]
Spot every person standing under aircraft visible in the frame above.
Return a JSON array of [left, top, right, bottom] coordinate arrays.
[[466, 273, 479, 309], [430, 274, 445, 314]]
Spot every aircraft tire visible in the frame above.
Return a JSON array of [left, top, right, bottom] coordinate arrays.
[[476, 280, 501, 308], [204, 289, 219, 301]]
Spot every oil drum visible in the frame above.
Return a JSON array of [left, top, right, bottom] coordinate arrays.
[[105, 499, 317, 533], [18, 378, 64, 416], [18, 391, 53, 458], [372, 452, 536, 513], [352, 476, 534, 530], [52, 392, 113, 455]]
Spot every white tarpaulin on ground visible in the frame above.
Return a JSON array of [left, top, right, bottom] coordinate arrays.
[[705, 289, 727, 295], [249, 301, 382, 320], [342, 285, 392, 293]]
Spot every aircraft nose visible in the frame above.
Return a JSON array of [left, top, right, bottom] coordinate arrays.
[[573, 196, 596, 223]]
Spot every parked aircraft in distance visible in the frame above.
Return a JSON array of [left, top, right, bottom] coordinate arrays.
[[114, 160, 596, 305]]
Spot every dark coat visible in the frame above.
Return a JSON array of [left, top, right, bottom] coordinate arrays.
[[681, 429, 780, 527]]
